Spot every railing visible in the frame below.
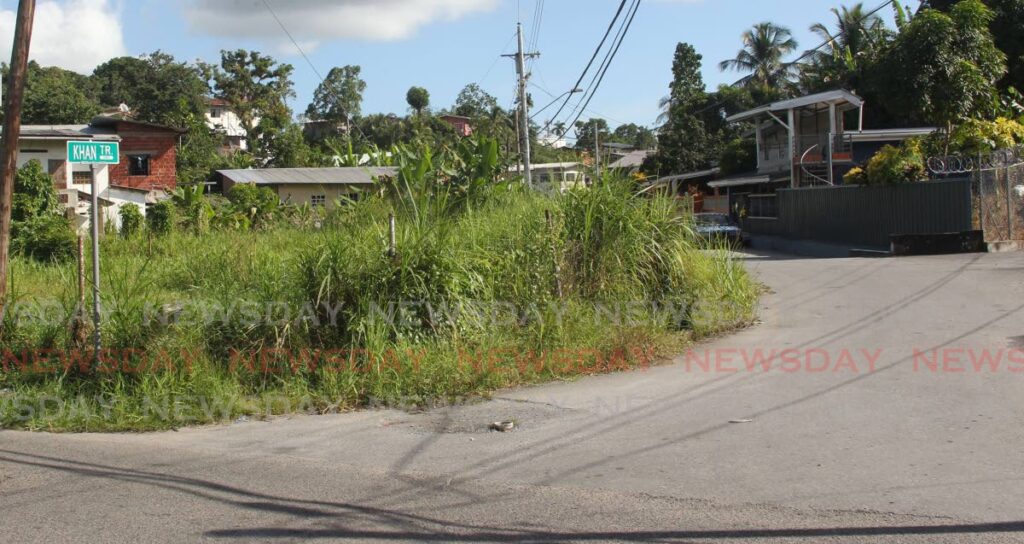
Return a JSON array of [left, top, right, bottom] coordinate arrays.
[[760, 134, 854, 166]]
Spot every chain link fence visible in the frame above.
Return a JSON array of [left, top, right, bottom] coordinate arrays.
[[928, 147, 1024, 242]]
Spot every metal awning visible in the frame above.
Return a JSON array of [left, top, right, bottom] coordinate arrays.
[[726, 89, 864, 124], [654, 168, 720, 185], [708, 175, 773, 189]]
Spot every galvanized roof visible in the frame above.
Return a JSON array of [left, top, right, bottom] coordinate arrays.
[[218, 167, 398, 186], [727, 89, 863, 124], [5, 125, 119, 141], [608, 150, 653, 169]]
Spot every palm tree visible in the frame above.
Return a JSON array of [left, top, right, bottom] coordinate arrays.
[[808, 4, 888, 70], [719, 22, 799, 90]]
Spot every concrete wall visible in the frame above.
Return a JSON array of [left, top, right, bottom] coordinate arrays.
[[274, 184, 366, 210]]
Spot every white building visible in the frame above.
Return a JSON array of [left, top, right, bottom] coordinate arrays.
[[512, 162, 585, 194], [205, 98, 250, 153], [9, 125, 152, 233]]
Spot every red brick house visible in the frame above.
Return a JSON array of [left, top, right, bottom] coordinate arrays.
[[440, 115, 473, 137], [90, 116, 184, 192]]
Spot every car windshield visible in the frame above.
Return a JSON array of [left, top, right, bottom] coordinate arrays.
[[696, 214, 731, 226]]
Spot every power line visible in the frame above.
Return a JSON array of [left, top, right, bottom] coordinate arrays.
[[261, 0, 323, 82], [539, 0, 630, 137], [260, 0, 370, 143], [529, 81, 628, 126], [561, 0, 641, 133], [527, 0, 545, 71], [479, 31, 518, 85]]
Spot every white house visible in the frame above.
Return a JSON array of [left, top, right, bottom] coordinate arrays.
[[8, 125, 152, 233], [205, 98, 250, 153], [512, 162, 585, 194]]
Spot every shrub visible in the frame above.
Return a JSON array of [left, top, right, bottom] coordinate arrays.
[[11, 214, 77, 262], [10, 160, 76, 262], [171, 185, 214, 234], [12, 160, 59, 222], [227, 183, 280, 229], [843, 167, 868, 185], [119, 204, 144, 237], [947, 117, 1024, 156], [865, 139, 927, 185], [147, 200, 176, 235]]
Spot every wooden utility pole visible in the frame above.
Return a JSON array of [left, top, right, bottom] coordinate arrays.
[[0, 0, 37, 324]]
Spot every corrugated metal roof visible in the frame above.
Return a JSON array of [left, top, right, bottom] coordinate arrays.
[[727, 89, 863, 123], [708, 174, 773, 189], [608, 150, 653, 169], [4, 125, 119, 140], [218, 167, 398, 186]]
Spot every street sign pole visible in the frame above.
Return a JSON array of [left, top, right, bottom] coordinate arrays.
[[66, 140, 119, 363], [90, 164, 101, 359]]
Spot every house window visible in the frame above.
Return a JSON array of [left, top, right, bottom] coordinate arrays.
[[210, 108, 222, 119], [72, 171, 92, 185], [128, 154, 151, 176], [310, 194, 327, 207]]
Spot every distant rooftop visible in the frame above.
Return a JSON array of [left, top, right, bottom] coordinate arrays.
[[5, 125, 119, 141], [218, 167, 398, 186]]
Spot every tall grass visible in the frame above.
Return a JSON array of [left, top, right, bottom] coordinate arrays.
[[0, 171, 759, 431]]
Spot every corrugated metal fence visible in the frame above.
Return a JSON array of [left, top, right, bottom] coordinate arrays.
[[743, 178, 973, 248]]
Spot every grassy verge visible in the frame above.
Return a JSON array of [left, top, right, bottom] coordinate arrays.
[[0, 178, 758, 431]]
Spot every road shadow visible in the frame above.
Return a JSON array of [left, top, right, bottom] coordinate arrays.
[[1, 448, 1021, 543]]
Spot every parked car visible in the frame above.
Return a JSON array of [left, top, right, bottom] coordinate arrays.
[[693, 213, 749, 246]]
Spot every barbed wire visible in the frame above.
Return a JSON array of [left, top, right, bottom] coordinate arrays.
[[927, 146, 1024, 175]]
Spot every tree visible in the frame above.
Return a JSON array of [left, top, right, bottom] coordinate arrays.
[[453, 83, 500, 118], [2, 62, 100, 124], [573, 118, 610, 152], [305, 65, 366, 132], [801, 4, 891, 93], [874, 0, 1006, 147], [719, 22, 799, 93], [202, 50, 295, 162], [925, 0, 1024, 91], [356, 113, 411, 149], [406, 86, 430, 116], [91, 51, 208, 126], [612, 123, 657, 150], [648, 43, 717, 175]]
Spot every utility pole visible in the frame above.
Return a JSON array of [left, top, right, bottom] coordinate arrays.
[[0, 0, 36, 325], [504, 23, 539, 188], [594, 121, 601, 180]]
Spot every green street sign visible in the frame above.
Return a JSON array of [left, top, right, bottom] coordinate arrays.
[[67, 140, 120, 165]]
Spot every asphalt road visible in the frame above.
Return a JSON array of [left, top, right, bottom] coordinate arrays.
[[3, 251, 1024, 543]]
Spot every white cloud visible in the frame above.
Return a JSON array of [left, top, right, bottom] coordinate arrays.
[[184, 0, 499, 50], [0, 0, 127, 74]]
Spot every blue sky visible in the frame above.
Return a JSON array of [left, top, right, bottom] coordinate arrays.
[[1, 0, 899, 129]]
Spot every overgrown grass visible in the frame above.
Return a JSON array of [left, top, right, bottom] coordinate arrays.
[[0, 178, 759, 431]]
